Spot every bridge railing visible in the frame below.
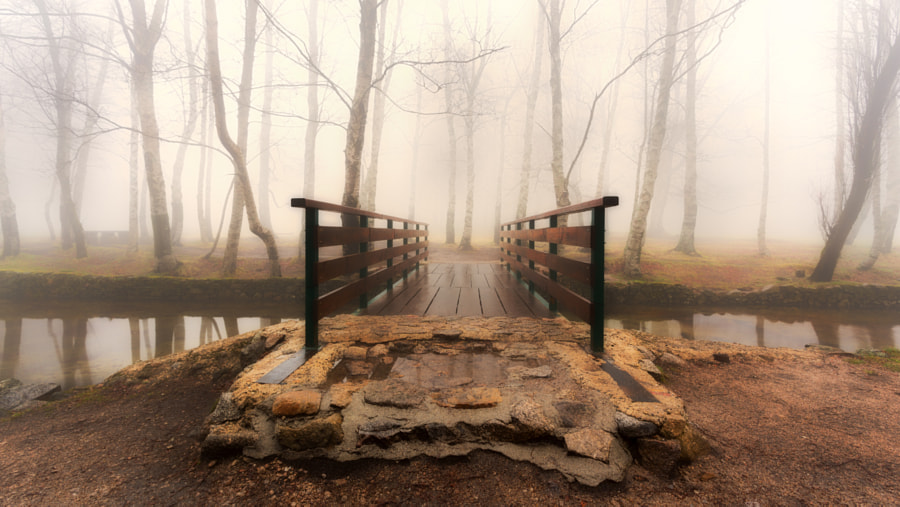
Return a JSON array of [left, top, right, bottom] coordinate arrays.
[[499, 196, 618, 354], [291, 198, 428, 351]]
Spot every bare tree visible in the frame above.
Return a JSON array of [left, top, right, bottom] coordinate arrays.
[[673, 0, 699, 256], [35, 0, 87, 258], [517, 3, 543, 219], [298, 0, 320, 258], [341, 0, 377, 217], [116, 0, 179, 272], [545, 0, 572, 211], [623, 0, 682, 277], [221, 0, 260, 276], [205, 0, 281, 278], [441, 0, 458, 244], [758, 12, 771, 256], [0, 93, 19, 257], [810, 2, 900, 282], [170, 0, 201, 246], [361, 0, 403, 212]]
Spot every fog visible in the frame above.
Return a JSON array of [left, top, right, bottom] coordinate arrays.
[[0, 0, 868, 252]]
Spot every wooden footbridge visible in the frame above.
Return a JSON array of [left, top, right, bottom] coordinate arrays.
[[288, 196, 618, 357]]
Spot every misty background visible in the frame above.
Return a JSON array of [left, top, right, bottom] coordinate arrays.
[[0, 0, 866, 255]]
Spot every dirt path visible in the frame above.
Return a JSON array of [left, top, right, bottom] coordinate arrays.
[[1, 339, 898, 505]]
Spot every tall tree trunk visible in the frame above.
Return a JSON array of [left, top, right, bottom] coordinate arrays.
[[833, 0, 846, 221], [36, 0, 86, 259], [222, 0, 261, 276], [205, 0, 281, 278], [674, 0, 699, 256], [341, 0, 378, 251], [758, 15, 771, 256], [170, 0, 200, 246], [517, 5, 543, 220], [441, 1, 457, 244], [547, 0, 571, 210], [361, 0, 401, 212], [810, 29, 900, 281], [123, 0, 179, 273], [128, 80, 140, 252], [258, 3, 274, 230], [459, 112, 476, 250], [859, 105, 900, 269], [0, 95, 20, 257], [197, 74, 213, 243], [494, 100, 510, 244], [299, 0, 320, 258], [408, 84, 423, 219], [622, 0, 682, 277]]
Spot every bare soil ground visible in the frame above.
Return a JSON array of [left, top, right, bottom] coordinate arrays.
[[2, 338, 898, 505]]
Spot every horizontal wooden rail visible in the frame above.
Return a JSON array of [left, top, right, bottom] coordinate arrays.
[[292, 199, 428, 353], [499, 196, 618, 354]]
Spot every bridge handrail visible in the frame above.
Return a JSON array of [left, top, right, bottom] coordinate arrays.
[[291, 198, 429, 226], [500, 196, 618, 354], [292, 199, 428, 352]]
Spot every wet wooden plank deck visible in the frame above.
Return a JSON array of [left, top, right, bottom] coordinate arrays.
[[361, 263, 554, 318]]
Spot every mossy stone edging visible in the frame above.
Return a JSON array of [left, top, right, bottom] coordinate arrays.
[[605, 282, 900, 310], [0, 271, 303, 303]]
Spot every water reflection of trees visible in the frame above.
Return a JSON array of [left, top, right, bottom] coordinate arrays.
[[607, 305, 900, 351], [1, 318, 22, 380]]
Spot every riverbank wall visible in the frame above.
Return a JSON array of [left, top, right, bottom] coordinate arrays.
[[0, 271, 303, 303], [2, 270, 899, 310]]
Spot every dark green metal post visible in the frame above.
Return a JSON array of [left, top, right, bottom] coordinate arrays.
[[402, 222, 409, 280], [359, 215, 369, 309], [386, 219, 393, 290], [415, 223, 421, 271], [515, 222, 522, 281], [548, 215, 558, 313], [591, 205, 605, 355], [304, 207, 319, 351]]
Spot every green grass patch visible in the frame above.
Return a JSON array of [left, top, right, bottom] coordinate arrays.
[[848, 347, 900, 373]]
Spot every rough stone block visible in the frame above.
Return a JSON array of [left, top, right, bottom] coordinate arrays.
[[277, 413, 343, 451], [615, 412, 659, 438], [432, 387, 502, 409], [272, 390, 322, 417], [511, 399, 555, 435], [656, 352, 687, 369], [564, 428, 614, 462], [637, 437, 682, 475], [364, 379, 427, 409], [344, 346, 368, 360], [206, 392, 242, 425]]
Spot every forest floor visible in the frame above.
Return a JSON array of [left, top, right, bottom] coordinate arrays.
[[2, 239, 900, 503], [2, 236, 899, 288], [1, 327, 899, 505]]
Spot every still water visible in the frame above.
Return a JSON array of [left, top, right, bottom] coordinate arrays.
[[2, 300, 898, 390]]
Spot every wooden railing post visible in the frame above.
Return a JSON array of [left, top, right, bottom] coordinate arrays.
[[359, 215, 369, 309], [528, 219, 536, 294], [304, 207, 319, 351], [591, 204, 605, 355]]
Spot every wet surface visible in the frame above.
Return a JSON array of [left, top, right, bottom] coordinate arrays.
[[606, 304, 900, 352], [320, 352, 546, 391], [4, 298, 900, 390]]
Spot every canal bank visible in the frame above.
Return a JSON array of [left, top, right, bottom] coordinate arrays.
[[3, 270, 900, 309]]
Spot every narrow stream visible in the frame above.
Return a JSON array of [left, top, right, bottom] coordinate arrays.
[[2, 300, 898, 390]]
